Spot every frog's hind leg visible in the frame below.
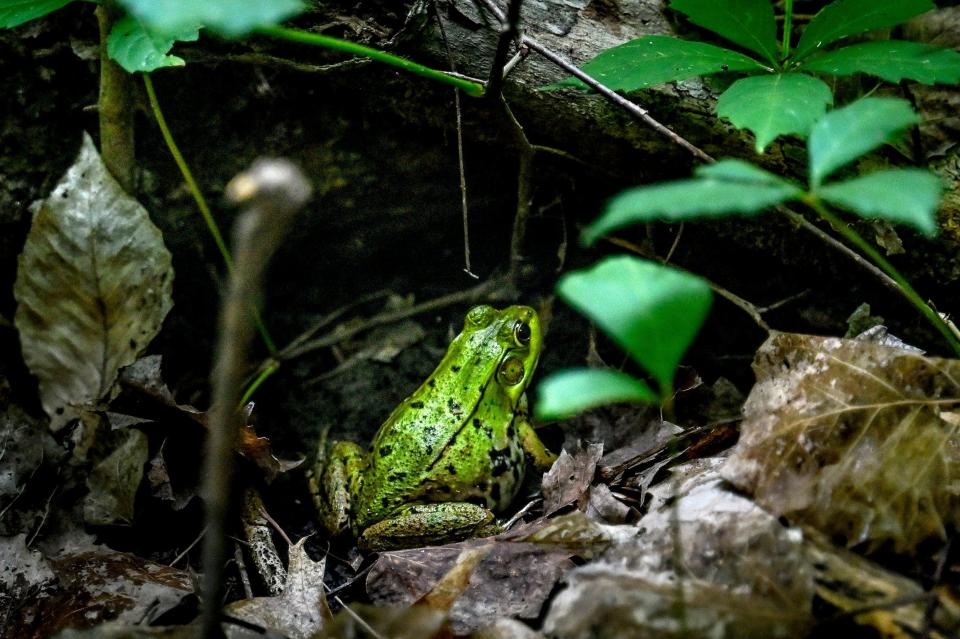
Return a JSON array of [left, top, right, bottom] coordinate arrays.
[[312, 440, 366, 537], [358, 502, 495, 551]]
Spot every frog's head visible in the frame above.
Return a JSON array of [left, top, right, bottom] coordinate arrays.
[[461, 304, 542, 406]]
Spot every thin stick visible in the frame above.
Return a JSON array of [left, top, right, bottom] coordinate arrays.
[[474, 0, 712, 163], [200, 161, 311, 639], [433, 3, 477, 278], [170, 526, 207, 566], [486, 0, 524, 97]]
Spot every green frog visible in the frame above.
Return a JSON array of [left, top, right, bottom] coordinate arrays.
[[311, 304, 557, 551]]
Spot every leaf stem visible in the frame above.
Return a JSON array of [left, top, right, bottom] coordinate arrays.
[[256, 25, 486, 97], [781, 0, 793, 61], [142, 73, 277, 354], [809, 198, 960, 357]]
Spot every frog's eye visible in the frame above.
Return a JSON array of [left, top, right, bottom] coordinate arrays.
[[498, 356, 525, 386], [466, 305, 495, 327], [512, 321, 531, 347]]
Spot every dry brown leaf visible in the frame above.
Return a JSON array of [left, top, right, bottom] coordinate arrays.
[[540, 442, 602, 516], [723, 332, 960, 553], [225, 538, 331, 639]]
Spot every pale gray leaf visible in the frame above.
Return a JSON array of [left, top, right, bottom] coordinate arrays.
[[14, 133, 173, 430]]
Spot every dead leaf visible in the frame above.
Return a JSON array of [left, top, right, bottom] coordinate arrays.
[[723, 332, 960, 553], [14, 133, 174, 430], [224, 538, 331, 639], [83, 427, 147, 526], [237, 423, 303, 482], [542, 566, 812, 639], [319, 604, 447, 639], [10, 548, 193, 638], [540, 443, 602, 516], [0, 533, 55, 593], [367, 540, 573, 635], [806, 529, 960, 638]]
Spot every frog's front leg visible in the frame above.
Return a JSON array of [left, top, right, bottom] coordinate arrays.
[[358, 502, 496, 551], [312, 440, 367, 537], [516, 396, 557, 471]]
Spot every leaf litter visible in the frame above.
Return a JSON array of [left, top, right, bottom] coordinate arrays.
[[6, 133, 960, 638]]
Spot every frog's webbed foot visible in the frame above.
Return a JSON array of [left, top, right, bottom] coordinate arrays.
[[312, 440, 366, 537], [358, 502, 496, 552]]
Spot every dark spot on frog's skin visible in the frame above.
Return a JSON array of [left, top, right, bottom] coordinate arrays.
[[425, 445, 434, 455], [451, 365, 461, 373], [489, 448, 511, 476], [436, 484, 452, 494], [512, 464, 522, 482], [410, 401, 424, 409], [448, 398, 462, 415], [428, 378, 436, 388], [473, 418, 484, 430], [484, 428, 493, 439], [387, 472, 407, 482], [507, 424, 516, 439], [379, 445, 393, 457], [381, 497, 390, 508], [446, 464, 457, 476], [490, 483, 501, 502], [467, 495, 487, 507]]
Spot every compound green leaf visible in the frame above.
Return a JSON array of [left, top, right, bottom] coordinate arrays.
[[717, 73, 833, 152], [557, 256, 711, 392], [118, 0, 304, 37], [14, 134, 174, 430], [0, 0, 72, 28], [793, 0, 934, 61], [107, 15, 199, 72], [798, 40, 960, 85], [818, 169, 941, 236], [584, 160, 801, 244], [808, 97, 918, 187], [670, 0, 779, 66], [535, 368, 658, 420], [547, 35, 769, 92]]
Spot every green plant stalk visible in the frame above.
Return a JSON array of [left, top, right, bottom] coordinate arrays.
[[781, 0, 792, 61], [239, 360, 278, 406], [257, 25, 485, 97], [810, 199, 960, 357], [142, 73, 277, 354]]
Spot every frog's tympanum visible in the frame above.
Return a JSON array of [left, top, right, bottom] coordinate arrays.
[[311, 305, 557, 551]]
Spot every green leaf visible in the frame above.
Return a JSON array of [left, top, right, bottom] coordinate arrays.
[[0, 0, 72, 28], [547, 35, 770, 92], [584, 160, 801, 243], [793, 0, 934, 61], [716, 74, 833, 152], [107, 16, 200, 73], [118, 0, 304, 37], [818, 169, 941, 236], [670, 0, 779, 66], [535, 368, 659, 420], [557, 256, 712, 392], [808, 97, 918, 187], [798, 40, 960, 85]]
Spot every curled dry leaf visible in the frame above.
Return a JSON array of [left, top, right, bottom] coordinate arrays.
[[540, 442, 602, 516], [225, 538, 331, 639], [723, 332, 960, 553], [367, 540, 573, 634], [14, 133, 173, 430]]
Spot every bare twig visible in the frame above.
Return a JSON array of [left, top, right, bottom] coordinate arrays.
[[486, 0, 524, 97], [433, 3, 478, 278], [499, 96, 536, 277], [170, 526, 207, 567], [474, 0, 713, 163], [201, 160, 311, 638]]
